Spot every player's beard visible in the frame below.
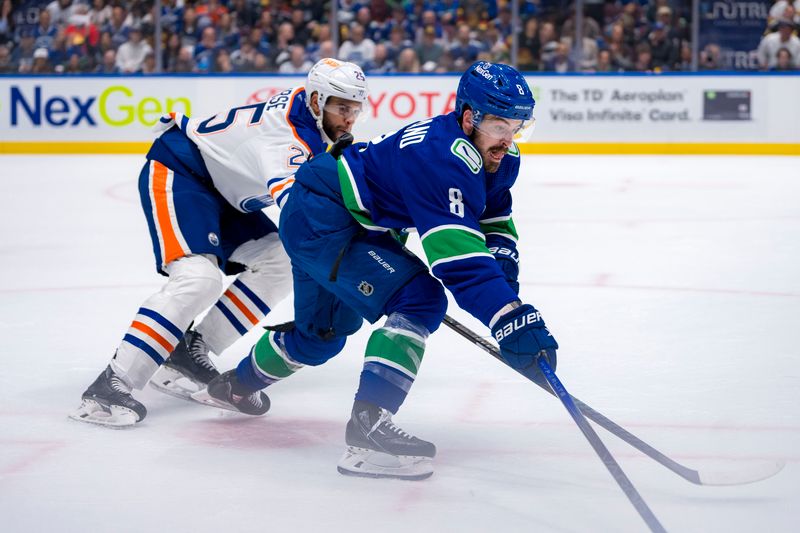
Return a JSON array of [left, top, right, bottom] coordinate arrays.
[[483, 143, 508, 173], [322, 113, 350, 143]]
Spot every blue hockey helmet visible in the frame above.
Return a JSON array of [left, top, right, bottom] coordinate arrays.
[[455, 62, 536, 141]]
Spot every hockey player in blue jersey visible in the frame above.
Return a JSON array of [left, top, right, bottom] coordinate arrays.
[[70, 59, 369, 427], [201, 61, 558, 479]]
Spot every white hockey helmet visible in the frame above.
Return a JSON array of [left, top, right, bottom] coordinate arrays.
[[305, 58, 369, 143]]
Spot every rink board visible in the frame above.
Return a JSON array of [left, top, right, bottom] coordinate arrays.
[[1, 73, 798, 155]]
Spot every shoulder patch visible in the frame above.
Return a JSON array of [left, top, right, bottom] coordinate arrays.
[[450, 138, 483, 174], [506, 142, 520, 157]]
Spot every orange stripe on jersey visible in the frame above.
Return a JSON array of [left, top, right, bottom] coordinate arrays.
[[151, 161, 186, 264], [285, 87, 313, 155], [130, 320, 175, 353], [270, 178, 295, 196], [224, 289, 260, 325]]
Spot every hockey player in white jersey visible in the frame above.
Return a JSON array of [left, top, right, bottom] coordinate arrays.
[[70, 59, 369, 427]]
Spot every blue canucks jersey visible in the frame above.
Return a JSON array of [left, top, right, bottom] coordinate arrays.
[[338, 112, 521, 326]]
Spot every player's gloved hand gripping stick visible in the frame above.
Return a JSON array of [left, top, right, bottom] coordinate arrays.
[[491, 303, 557, 387]]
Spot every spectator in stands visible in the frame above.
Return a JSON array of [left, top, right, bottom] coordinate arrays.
[[178, 5, 199, 48], [0, 0, 11, 47], [339, 21, 376, 67], [699, 43, 722, 70], [269, 21, 295, 69], [12, 30, 37, 71], [415, 10, 442, 42], [290, 7, 312, 44], [633, 42, 653, 71], [104, 4, 129, 48], [47, 0, 74, 27], [217, 12, 240, 51], [773, 47, 796, 70], [88, 0, 111, 28], [385, 24, 412, 63], [173, 45, 195, 72], [595, 48, 614, 72], [449, 23, 483, 69], [139, 51, 156, 74], [162, 31, 182, 70], [757, 18, 800, 69], [648, 22, 677, 70], [768, 0, 800, 26], [561, 29, 599, 71], [0, 43, 13, 73], [115, 24, 151, 73], [537, 29, 559, 65], [314, 39, 336, 63], [395, 45, 420, 72], [416, 25, 444, 71], [34, 8, 58, 51], [66, 5, 100, 50], [518, 17, 541, 71], [278, 44, 312, 73], [230, 0, 258, 31], [95, 47, 118, 72], [230, 40, 256, 71], [213, 48, 234, 73], [31, 45, 52, 73], [364, 41, 394, 73], [542, 40, 574, 72], [194, 26, 219, 72]]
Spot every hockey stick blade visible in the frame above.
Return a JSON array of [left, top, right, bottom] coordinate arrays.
[[441, 314, 784, 487], [537, 356, 666, 533]]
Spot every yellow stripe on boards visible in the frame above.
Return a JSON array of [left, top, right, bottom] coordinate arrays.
[[517, 143, 800, 156], [0, 142, 151, 154]]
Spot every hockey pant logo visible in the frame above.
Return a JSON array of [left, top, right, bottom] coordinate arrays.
[[358, 281, 374, 296]]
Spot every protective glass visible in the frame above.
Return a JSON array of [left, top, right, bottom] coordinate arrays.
[[474, 116, 536, 143], [323, 101, 366, 122]]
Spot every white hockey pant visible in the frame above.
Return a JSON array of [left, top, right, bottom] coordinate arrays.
[[196, 233, 292, 355], [112, 254, 223, 389]]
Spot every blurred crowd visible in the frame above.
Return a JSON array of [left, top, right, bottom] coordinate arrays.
[[0, 0, 797, 75]]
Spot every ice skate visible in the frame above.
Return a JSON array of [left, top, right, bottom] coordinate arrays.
[[69, 365, 147, 427], [150, 329, 220, 401], [337, 400, 435, 480], [191, 370, 270, 415]]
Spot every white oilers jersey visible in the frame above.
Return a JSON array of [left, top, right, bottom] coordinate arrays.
[[154, 87, 326, 212]]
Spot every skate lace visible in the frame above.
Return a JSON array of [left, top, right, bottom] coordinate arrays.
[[372, 410, 412, 439], [110, 374, 132, 395], [187, 332, 215, 371]]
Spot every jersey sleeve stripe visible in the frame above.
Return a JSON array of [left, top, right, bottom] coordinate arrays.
[[429, 252, 495, 270], [479, 217, 518, 242], [337, 156, 391, 232], [285, 87, 313, 154], [420, 226, 492, 267], [419, 223, 485, 242]]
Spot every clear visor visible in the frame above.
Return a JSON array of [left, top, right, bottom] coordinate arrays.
[[322, 99, 370, 123], [474, 116, 536, 143]]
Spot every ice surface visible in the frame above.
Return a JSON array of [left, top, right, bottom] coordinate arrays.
[[0, 154, 798, 533]]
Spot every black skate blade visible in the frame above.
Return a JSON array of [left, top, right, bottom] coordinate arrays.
[[336, 466, 433, 481]]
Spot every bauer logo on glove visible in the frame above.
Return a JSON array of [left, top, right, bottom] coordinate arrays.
[[493, 308, 544, 342]]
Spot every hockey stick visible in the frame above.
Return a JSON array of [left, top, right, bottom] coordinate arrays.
[[442, 314, 784, 486], [536, 356, 666, 533]]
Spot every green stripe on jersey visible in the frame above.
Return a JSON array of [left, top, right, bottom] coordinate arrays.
[[479, 216, 518, 242], [420, 225, 493, 268], [337, 157, 389, 232], [364, 327, 426, 378], [252, 331, 301, 380]]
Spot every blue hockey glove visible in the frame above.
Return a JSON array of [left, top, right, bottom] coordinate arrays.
[[495, 257, 520, 294], [488, 245, 520, 295], [491, 304, 558, 381]]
